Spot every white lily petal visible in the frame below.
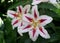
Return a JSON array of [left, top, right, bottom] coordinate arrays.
[[17, 5, 23, 13], [12, 18, 20, 29], [18, 24, 32, 33], [17, 27, 23, 36], [29, 27, 39, 41], [49, 0, 57, 4], [38, 15, 53, 26], [32, 0, 41, 5], [32, 5, 39, 20], [23, 14, 33, 22], [32, 0, 48, 5], [39, 26, 50, 39], [17, 21, 29, 36], [7, 10, 16, 18], [41, 0, 49, 2], [23, 5, 30, 14]]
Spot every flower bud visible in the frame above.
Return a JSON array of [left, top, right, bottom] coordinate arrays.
[[0, 17, 4, 27]]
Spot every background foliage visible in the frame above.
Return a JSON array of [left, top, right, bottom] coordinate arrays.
[[0, 0, 60, 43]]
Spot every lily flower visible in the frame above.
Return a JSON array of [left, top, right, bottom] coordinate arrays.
[[32, 0, 49, 5], [49, 0, 57, 4], [18, 5, 53, 41], [7, 4, 30, 30], [49, 0, 60, 9]]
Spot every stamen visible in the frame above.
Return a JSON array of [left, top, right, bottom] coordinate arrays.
[[32, 20, 38, 28], [17, 12, 22, 20]]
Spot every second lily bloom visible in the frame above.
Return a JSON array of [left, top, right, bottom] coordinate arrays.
[[18, 5, 53, 41]]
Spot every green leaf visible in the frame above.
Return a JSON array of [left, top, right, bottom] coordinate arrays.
[[0, 31, 5, 43], [49, 33, 60, 43], [8, 0, 31, 10], [4, 18, 17, 43], [39, 2, 57, 10]]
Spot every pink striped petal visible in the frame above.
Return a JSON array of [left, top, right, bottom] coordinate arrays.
[[32, 5, 39, 19], [18, 24, 32, 33], [19, 6, 22, 13], [33, 29, 36, 37], [34, 9, 38, 19], [12, 19, 20, 29], [25, 16, 33, 22], [24, 9, 27, 14], [38, 15, 53, 26], [39, 26, 50, 39], [13, 20, 19, 25], [17, 6, 23, 13], [29, 28, 39, 41], [39, 27, 45, 35], [23, 5, 30, 14], [7, 10, 16, 18], [12, 14, 18, 17], [39, 19, 46, 23], [23, 25, 31, 29]]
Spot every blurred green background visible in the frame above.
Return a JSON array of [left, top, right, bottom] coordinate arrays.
[[0, 0, 60, 43]]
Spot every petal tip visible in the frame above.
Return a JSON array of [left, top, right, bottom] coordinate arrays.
[[32, 1, 41, 5], [45, 35, 50, 39]]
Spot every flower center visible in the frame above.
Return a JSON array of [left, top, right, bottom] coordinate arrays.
[[17, 12, 22, 20], [32, 20, 39, 28]]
